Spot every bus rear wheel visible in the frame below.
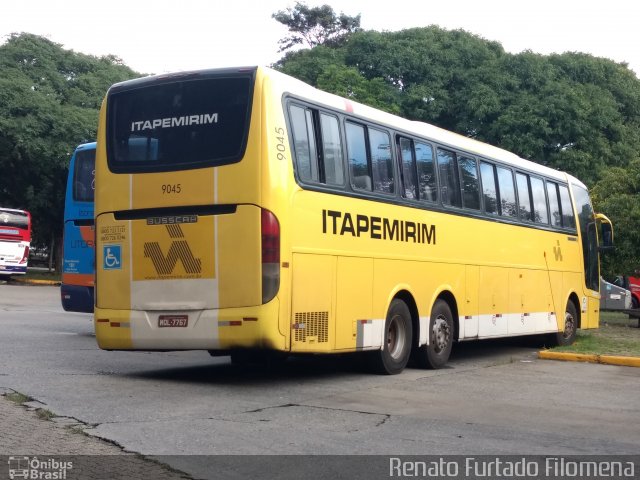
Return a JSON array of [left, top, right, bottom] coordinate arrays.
[[369, 299, 413, 375], [414, 299, 453, 369], [548, 301, 578, 347]]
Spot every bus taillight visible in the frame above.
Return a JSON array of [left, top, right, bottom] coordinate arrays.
[[19, 245, 29, 264], [261, 209, 280, 303]]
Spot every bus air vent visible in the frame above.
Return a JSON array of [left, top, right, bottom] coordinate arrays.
[[293, 312, 328, 343]]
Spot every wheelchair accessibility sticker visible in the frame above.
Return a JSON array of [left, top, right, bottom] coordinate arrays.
[[103, 245, 122, 270]]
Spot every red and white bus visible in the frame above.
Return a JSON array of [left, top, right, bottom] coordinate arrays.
[[0, 208, 32, 277]]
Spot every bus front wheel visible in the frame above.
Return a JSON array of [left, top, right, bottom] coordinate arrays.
[[414, 299, 453, 369], [370, 299, 413, 375], [549, 301, 578, 347]]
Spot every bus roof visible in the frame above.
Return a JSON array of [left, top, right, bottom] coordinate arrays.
[[0, 207, 29, 215], [75, 141, 97, 151]]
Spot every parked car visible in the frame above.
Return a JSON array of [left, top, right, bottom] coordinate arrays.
[[28, 246, 50, 268], [600, 277, 632, 311], [613, 275, 640, 309]]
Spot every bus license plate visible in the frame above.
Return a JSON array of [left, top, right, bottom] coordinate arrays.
[[158, 315, 188, 328]]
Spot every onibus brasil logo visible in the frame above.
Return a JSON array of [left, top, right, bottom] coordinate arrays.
[[8, 457, 73, 479]]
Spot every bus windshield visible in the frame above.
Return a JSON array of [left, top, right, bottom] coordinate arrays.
[[73, 148, 96, 202], [572, 184, 599, 292], [107, 73, 254, 173]]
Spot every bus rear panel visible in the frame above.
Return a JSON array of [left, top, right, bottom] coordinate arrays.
[[61, 142, 96, 313], [94, 68, 285, 351], [0, 208, 31, 276]]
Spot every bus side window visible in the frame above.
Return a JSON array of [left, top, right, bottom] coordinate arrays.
[[558, 185, 576, 229], [346, 122, 372, 191], [546, 181, 562, 227], [459, 155, 480, 210], [398, 137, 417, 199], [319, 113, 344, 185], [480, 161, 499, 215], [289, 104, 319, 182], [437, 149, 461, 207], [530, 176, 549, 224], [415, 141, 436, 202], [369, 128, 394, 194], [496, 166, 518, 218], [516, 172, 533, 222]]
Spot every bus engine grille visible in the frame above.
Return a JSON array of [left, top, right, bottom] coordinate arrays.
[[293, 312, 329, 343]]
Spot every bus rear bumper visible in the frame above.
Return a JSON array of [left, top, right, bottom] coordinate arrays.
[[61, 284, 94, 313], [94, 300, 285, 352], [0, 265, 27, 275]]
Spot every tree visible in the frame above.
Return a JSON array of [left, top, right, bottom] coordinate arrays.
[[592, 160, 640, 278], [276, 46, 400, 112], [0, 33, 139, 270], [272, 2, 361, 52]]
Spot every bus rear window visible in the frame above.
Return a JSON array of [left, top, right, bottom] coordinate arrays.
[[0, 210, 28, 229], [73, 149, 96, 202], [107, 73, 254, 172]]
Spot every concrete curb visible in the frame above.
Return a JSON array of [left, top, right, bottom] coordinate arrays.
[[538, 350, 640, 367], [9, 277, 61, 286]]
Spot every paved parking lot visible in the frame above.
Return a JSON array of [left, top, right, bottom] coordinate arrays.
[[1, 283, 639, 479]]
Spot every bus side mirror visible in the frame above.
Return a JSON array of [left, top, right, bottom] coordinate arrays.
[[596, 213, 614, 252]]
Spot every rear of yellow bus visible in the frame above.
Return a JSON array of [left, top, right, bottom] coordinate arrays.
[[94, 67, 288, 353]]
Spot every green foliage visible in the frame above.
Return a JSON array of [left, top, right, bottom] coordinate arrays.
[[0, 33, 139, 267], [592, 160, 640, 276], [272, 2, 361, 52], [277, 46, 400, 113]]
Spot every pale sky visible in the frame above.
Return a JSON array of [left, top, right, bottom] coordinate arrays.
[[1, 0, 638, 78]]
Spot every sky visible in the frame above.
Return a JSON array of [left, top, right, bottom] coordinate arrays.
[[1, 0, 639, 78]]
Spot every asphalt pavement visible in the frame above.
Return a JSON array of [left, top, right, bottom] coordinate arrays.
[[2, 280, 640, 480]]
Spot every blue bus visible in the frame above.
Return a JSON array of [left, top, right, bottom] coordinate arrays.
[[61, 142, 96, 312]]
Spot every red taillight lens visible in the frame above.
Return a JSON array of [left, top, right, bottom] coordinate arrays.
[[261, 209, 280, 303], [261, 209, 280, 264], [20, 245, 29, 264]]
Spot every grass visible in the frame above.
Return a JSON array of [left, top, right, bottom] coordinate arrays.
[[4, 391, 58, 421], [25, 269, 61, 281], [551, 311, 640, 357], [5, 392, 30, 405], [36, 409, 56, 420], [14, 269, 61, 282]]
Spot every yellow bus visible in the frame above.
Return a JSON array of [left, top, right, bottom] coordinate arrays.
[[94, 66, 612, 374]]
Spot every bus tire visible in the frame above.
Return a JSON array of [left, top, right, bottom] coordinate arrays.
[[369, 299, 413, 375], [549, 301, 578, 347], [415, 299, 453, 369]]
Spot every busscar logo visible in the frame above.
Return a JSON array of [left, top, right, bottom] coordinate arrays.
[[144, 224, 202, 276], [146, 215, 197, 226]]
